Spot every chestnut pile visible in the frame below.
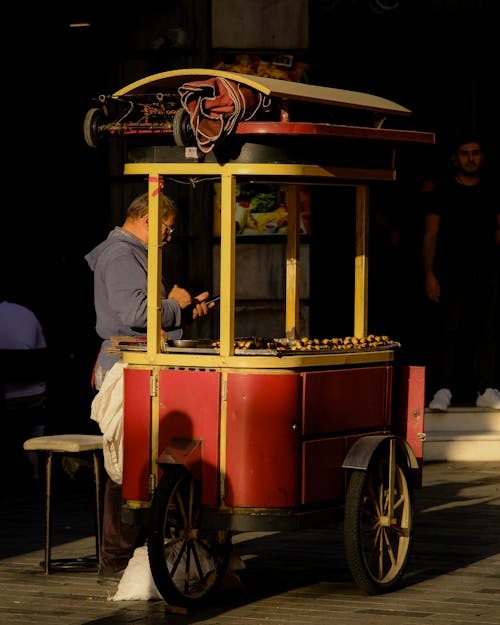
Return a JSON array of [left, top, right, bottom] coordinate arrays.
[[211, 335, 398, 352]]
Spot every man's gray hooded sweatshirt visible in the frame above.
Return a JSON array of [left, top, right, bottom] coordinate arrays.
[[85, 227, 183, 373]]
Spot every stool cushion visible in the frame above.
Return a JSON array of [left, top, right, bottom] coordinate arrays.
[[23, 434, 103, 453]]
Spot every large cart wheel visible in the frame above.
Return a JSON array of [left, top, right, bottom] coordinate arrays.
[[172, 108, 194, 147], [148, 467, 232, 608], [343, 440, 414, 594]]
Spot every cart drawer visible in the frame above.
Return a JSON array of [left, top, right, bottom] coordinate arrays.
[[302, 432, 386, 504], [301, 366, 392, 435]]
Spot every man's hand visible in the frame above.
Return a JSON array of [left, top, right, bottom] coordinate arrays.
[[424, 272, 440, 302], [191, 291, 214, 319], [168, 284, 194, 309], [168, 286, 215, 319]]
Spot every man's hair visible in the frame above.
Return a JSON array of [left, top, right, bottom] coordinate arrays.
[[126, 192, 177, 220], [450, 131, 482, 154]]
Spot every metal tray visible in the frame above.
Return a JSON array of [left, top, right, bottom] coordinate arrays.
[[166, 337, 400, 357], [166, 339, 218, 354], [169, 339, 216, 348]]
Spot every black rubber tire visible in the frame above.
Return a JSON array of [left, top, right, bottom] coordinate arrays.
[[83, 107, 105, 147], [343, 445, 414, 594], [147, 467, 232, 608], [172, 108, 194, 147]]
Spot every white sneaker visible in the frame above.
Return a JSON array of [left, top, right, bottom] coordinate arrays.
[[476, 388, 500, 409], [428, 388, 452, 411]]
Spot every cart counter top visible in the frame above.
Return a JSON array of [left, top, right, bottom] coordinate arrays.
[[119, 347, 396, 369]]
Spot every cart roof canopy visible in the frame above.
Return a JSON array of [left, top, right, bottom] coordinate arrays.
[[113, 68, 411, 117]]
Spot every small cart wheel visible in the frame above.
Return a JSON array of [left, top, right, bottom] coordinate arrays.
[[148, 467, 232, 608], [83, 107, 106, 148], [172, 108, 194, 147], [343, 440, 414, 594]]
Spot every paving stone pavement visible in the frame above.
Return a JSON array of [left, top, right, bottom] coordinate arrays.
[[1, 460, 499, 625]]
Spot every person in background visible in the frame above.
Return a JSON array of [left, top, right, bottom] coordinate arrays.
[[0, 289, 48, 485], [422, 134, 500, 411], [85, 191, 214, 581]]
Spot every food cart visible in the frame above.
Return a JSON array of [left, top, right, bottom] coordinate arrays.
[[85, 69, 434, 608]]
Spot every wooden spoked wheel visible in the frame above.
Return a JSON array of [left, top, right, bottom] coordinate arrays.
[[148, 467, 232, 608], [343, 440, 414, 594]]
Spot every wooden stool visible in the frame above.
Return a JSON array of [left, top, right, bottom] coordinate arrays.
[[23, 434, 103, 574]]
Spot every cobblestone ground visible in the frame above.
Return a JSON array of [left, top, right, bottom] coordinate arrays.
[[1, 461, 499, 625]]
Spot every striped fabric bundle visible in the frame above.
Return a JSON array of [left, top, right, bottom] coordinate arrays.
[[178, 77, 269, 153]]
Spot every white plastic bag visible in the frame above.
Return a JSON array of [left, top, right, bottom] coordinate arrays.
[[110, 546, 162, 601]]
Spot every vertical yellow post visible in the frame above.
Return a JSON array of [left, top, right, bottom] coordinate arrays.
[[285, 185, 300, 338], [354, 184, 369, 338], [146, 177, 163, 491], [219, 173, 236, 357], [146, 176, 163, 356], [218, 173, 236, 505]]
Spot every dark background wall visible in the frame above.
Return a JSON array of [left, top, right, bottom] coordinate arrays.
[[4, 0, 495, 428]]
